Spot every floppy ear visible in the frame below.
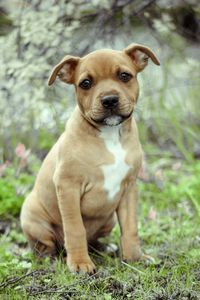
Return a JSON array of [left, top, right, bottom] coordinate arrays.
[[124, 43, 160, 72], [48, 55, 80, 86]]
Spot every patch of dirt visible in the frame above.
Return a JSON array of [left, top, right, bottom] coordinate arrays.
[[0, 219, 12, 234]]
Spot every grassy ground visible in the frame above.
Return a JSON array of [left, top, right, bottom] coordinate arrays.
[[0, 154, 200, 299]]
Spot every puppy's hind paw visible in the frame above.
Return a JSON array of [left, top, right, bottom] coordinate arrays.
[[141, 253, 156, 264]]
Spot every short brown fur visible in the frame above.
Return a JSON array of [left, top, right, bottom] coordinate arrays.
[[20, 44, 160, 273]]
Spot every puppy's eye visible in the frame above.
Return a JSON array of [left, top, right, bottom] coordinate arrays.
[[79, 79, 92, 90], [118, 72, 132, 83]]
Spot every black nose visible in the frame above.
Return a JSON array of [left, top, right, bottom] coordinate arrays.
[[101, 95, 119, 109]]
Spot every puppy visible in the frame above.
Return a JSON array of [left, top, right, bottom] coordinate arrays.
[[20, 43, 160, 273]]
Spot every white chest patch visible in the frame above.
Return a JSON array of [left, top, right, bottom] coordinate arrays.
[[100, 125, 130, 201]]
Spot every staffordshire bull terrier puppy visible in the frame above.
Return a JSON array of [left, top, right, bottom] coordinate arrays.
[[20, 43, 160, 273]]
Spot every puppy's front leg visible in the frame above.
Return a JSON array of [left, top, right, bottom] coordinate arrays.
[[117, 184, 142, 261], [54, 171, 96, 274]]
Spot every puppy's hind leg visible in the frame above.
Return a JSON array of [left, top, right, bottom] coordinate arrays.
[[89, 214, 118, 255], [20, 193, 57, 257], [23, 221, 57, 257]]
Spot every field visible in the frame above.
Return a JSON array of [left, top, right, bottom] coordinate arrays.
[[0, 154, 200, 299]]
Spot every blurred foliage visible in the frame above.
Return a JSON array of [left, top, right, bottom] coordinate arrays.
[[0, 0, 199, 163], [0, 144, 40, 217], [0, 168, 34, 217], [139, 158, 200, 216]]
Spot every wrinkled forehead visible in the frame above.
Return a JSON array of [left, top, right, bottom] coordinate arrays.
[[75, 49, 134, 81]]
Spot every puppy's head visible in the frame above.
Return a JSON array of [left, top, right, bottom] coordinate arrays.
[[48, 44, 160, 127]]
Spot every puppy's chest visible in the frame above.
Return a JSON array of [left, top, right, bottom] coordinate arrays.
[[99, 127, 130, 201]]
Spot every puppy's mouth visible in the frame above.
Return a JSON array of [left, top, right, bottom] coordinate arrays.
[[92, 111, 133, 126]]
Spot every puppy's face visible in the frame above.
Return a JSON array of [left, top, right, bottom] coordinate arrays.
[[75, 50, 139, 126], [48, 44, 160, 127]]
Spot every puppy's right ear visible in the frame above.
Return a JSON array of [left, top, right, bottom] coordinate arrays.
[[48, 55, 80, 86]]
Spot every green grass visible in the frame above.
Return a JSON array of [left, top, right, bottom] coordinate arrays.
[[0, 157, 200, 299]]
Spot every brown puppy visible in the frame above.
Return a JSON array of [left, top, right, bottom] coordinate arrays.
[[20, 43, 160, 273]]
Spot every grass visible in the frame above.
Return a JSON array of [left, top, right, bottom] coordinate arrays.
[[0, 155, 200, 299]]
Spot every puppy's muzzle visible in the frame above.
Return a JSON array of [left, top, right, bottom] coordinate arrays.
[[92, 94, 133, 126], [101, 95, 119, 109]]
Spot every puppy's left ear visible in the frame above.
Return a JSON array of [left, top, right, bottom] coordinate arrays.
[[124, 43, 160, 72], [48, 55, 80, 86]]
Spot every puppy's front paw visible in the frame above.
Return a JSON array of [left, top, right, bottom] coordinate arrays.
[[122, 244, 142, 262], [123, 251, 155, 264], [67, 255, 96, 274]]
